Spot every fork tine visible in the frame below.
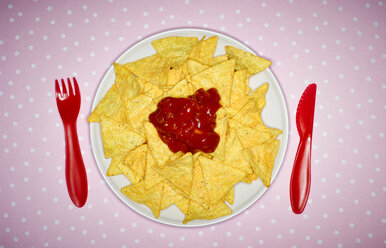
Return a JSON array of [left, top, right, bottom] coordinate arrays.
[[61, 79, 68, 96], [67, 78, 74, 96], [55, 79, 61, 98], [73, 77, 80, 95]]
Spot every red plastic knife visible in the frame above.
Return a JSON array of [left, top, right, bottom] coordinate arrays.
[[290, 83, 317, 214]]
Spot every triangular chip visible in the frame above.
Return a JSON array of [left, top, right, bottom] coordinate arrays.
[[198, 156, 246, 206], [243, 139, 280, 187], [225, 46, 271, 77], [223, 187, 234, 205], [198, 36, 218, 65], [213, 54, 229, 64], [124, 54, 169, 85], [209, 116, 228, 160], [123, 144, 147, 182], [151, 36, 198, 67], [190, 59, 235, 106], [189, 154, 210, 208], [183, 200, 232, 224], [163, 79, 192, 98], [114, 63, 141, 100], [121, 181, 164, 218], [224, 129, 253, 174], [143, 149, 165, 190], [228, 119, 282, 148], [100, 116, 145, 158], [144, 122, 174, 167], [87, 84, 126, 123], [152, 153, 194, 197], [231, 69, 247, 105], [187, 59, 209, 75], [106, 156, 123, 176]]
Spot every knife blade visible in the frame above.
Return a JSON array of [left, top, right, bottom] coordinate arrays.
[[290, 83, 317, 214]]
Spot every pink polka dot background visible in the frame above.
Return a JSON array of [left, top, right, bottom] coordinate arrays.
[[1, 0, 385, 247]]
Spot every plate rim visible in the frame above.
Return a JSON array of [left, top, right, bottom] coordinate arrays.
[[89, 27, 289, 227]]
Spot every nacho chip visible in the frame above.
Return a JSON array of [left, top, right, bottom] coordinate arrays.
[[152, 153, 194, 197], [183, 199, 232, 224], [121, 181, 164, 218], [190, 59, 235, 106], [228, 119, 282, 148], [243, 139, 280, 187], [114, 63, 141, 99], [87, 84, 126, 123], [144, 122, 174, 168], [225, 46, 272, 77], [152, 36, 198, 67], [100, 116, 145, 158], [198, 156, 246, 206], [187, 59, 209, 75], [124, 54, 169, 85]]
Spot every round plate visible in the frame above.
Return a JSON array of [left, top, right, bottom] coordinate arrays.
[[90, 28, 289, 227]]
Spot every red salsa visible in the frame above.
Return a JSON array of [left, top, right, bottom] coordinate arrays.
[[149, 88, 222, 154]]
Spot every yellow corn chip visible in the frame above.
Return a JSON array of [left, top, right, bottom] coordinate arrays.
[[124, 54, 169, 85], [213, 54, 229, 64], [121, 181, 164, 218], [197, 36, 218, 65], [223, 187, 234, 205], [100, 116, 145, 158], [152, 153, 194, 197], [231, 69, 247, 104], [225, 46, 272, 77], [163, 79, 192, 98], [243, 139, 280, 187], [187, 59, 209, 75], [183, 200, 232, 224], [114, 63, 141, 99], [228, 119, 282, 148], [144, 122, 174, 168], [209, 116, 228, 160], [152, 36, 198, 67], [198, 156, 246, 206], [190, 59, 235, 106], [87, 84, 126, 123]]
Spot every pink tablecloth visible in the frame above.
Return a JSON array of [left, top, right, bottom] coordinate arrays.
[[1, 0, 385, 247]]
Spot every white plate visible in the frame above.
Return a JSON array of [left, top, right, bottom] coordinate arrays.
[[90, 28, 289, 227]]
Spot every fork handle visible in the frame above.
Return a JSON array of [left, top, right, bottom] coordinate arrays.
[[64, 122, 88, 207]]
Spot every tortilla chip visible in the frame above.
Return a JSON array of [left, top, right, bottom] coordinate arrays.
[[100, 116, 145, 158], [213, 54, 229, 64], [87, 84, 126, 123], [124, 54, 169, 85], [243, 139, 280, 187], [209, 116, 228, 160], [228, 119, 282, 148], [190, 59, 235, 106], [114, 63, 141, 100], [187, 59, 209, 75], [225, 46, 271, 76], [183, 200, 232, 224], [223, 187, 234, 205], [152, 36, 198, 67], [163, 79, 192, 98], [121, 181, 163, 218], [144, 122, 174, 168], [152, 153, 194, 197], [198, 156, 246, 206]]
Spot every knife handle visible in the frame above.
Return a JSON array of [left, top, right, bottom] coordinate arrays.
[[290, 136, 312, 214]]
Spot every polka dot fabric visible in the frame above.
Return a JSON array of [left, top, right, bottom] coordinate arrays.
[[0, 0, 385, 247]]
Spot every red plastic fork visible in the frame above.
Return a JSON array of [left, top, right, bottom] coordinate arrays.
[[55, 77, 88, 208]]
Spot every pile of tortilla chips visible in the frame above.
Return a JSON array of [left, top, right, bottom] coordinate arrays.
[[88, 36, 282, 224]]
